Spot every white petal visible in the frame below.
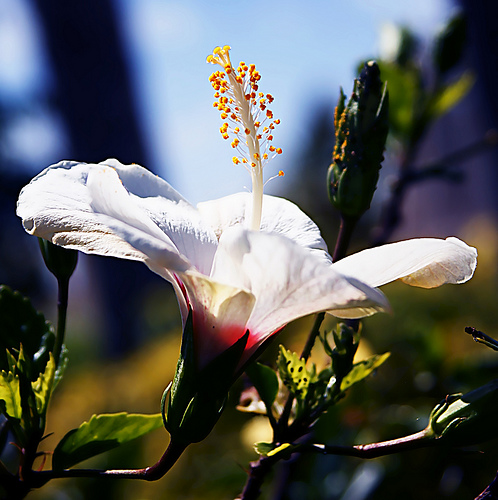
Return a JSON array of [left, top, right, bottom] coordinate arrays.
[[331, 237, 477, 288], [17, 160, 219, 275], [210, 227, 389, 351], [179, 270, 256, 368], [103, 160, 218, 275], [197, 192, 331, 263]]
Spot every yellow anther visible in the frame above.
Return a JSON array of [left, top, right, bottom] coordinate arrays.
[[232, 157, 240, 164], [276, 148, 282, 154], [245, 128, 251, 135], [278, 170, 284, 176]]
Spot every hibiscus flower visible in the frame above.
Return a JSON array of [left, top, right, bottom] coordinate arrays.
[[16, 159, 476, 371]]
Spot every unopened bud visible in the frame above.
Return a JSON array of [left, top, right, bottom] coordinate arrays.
[[38, 239, 78, 282], [327, 61, 389, 218], [429, 379, 498, 446]]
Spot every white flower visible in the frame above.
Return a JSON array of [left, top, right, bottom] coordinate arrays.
[[17, 159, 477, 368]]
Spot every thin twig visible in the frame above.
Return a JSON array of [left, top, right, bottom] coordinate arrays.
[[465, 327, 498, 352], [28, 439, 187, 488]]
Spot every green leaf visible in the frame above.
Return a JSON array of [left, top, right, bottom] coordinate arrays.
[[245, 362, 279, 412], [0, 286, 55, 380], [31, 354, 55, 419], [427, 71, 474, 120], [0, 371, 21, 420], [53, 412, 163, 470], [340, 352, 390, 392], [377, 61, 420, 140], [277, 346, 315, 401], [254, 442, 275, 456]]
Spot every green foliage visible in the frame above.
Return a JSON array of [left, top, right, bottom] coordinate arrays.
[[277, 346, 315, 401], [0, 285, 55, 380], [254, 441, 298, 458], [245, 362, 279, 415], [340, 352, 391, 392], [433, 13, 467, 74], [426, 71, 475, 121], [52, 412, 163, 470], [375, 13, 472, 148], [0, 371, 21, 421]]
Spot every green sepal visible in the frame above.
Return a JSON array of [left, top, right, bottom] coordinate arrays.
[[245, 362, 279, 415], [164, 310, 249, 444], [52, 412, 163, 470], [38, 239, 78, 283], [340, 352, 390, 392], [429, 379, 498, 446]]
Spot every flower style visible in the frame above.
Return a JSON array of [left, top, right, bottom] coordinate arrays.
[[17, 159, 476, 371]]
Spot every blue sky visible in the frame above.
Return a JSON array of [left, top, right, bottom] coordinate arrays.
[[1, 0, 453, 203]]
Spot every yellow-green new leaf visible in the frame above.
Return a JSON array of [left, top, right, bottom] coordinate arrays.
[[340, 352, 390, 392], [427, 71, 474, 120], [31, 354, 55, 418], [0, 371, 21, 420]]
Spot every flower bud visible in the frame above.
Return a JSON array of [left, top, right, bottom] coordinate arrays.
[[429, 379, 498, 446], [327, 61, 389, 218], [163, 309, 249, 444], [38, 239, 78, 282]]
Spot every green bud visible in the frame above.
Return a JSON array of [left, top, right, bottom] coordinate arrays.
[[38, 239, 78, 282], [330, 322, 359, 381], [429, 379, 498, 446], [327, 61, 389, 218], [163, 310, 249, 444]]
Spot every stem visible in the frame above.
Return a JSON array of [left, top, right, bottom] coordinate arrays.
[[332, 215, 358, 262], [237, 455, 278, 500], [303, 428, 433, 459], [29, 439, 187, 487], [54, 277, 69, 366]]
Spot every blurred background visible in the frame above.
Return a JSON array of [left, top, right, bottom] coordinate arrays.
[[1, 0, 498, 498]]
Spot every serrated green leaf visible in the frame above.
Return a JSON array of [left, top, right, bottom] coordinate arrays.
[[427, 71, 474, 120], [53, 412, 163, 470], [340, 352, 390, 392], [245, 362, 279, 412], [277, 346, 315, 400], [0, 371, 21, 420]]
